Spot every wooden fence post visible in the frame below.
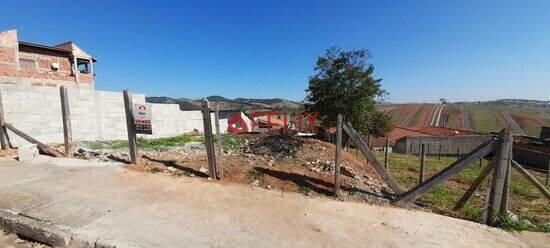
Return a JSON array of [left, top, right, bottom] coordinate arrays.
[[428, 145, 431, 157], [123, 90, 138, 165], [59, 86, 73, 157], [454, 157, 498, 210], [546, 159, 549, 186], [511, 160, 550, 200], [4, 123, 64, 157], [201, 99, 217, 179], [500, 157, 511, 215], [419, 144, 426, 184], [214, 104, 223, 178], [438, 144, 442, 160], [367, 135, 372, 150], [485, 129, 512, 225], [334, 114, 343, 196], [395, 138, 497, 204], [0, 89, 8, 150], [384, 138, 389, 170], [342, 122, 405, 194]]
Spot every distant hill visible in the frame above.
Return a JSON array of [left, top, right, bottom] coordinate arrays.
[[378, 99, 550, 137], [146, 96, 302, 111], [455, 99, 550, 108]]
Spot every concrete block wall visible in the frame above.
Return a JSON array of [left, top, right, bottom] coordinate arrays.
[[0, 86, 227, 147], [149, 103, 227, 139], [395, 135, 493, 156], [93, 90, 145, 141]]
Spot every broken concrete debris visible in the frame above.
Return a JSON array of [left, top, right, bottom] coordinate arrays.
[[17, 144, 38, 161], [240, 135, 302, 159]]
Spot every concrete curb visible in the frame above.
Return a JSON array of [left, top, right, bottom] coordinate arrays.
[[0, 210, 115, 248]]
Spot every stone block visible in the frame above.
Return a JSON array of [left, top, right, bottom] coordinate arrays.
[[18, 144, 38, 161]]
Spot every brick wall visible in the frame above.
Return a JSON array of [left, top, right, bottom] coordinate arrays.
[[0, 30, 94, 89]]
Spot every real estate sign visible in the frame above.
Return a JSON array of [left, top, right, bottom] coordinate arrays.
[[133, 104, 152, 134]]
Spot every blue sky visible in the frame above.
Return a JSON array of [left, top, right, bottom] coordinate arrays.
[[1, 0, 549, 103]]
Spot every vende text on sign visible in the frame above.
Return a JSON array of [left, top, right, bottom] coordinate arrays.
[[133, 104, 152, 134]]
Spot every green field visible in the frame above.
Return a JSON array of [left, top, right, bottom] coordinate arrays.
[[380, 102, 550, 136], [461, 104, 550, 136], [372, 151, 549, 232]]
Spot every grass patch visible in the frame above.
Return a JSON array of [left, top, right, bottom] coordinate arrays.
[[249, 168, 264, 181], [422, 187, 462, 208], [496, 214, 550, 232], [372, 151, 549, 230], [220, 136, 246, 149], [137, 136, 203, 148], [299, 185, 311, 196], [467, 106, 505, 133], [86, 135, 204, 150], [148, 167, 163, 174], [86, 134, 245, 151]]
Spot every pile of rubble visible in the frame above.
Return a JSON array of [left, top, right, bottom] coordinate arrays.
[[304, 160, 334, 173], [76, 148, 130, 162], [240, 135, 303, 159]]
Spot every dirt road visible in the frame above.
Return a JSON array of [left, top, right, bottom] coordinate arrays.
[[461, 106, 471, 130], [502, 112, 527, 135], [400, 104, 422, 127], [0, 156, 535, 247]]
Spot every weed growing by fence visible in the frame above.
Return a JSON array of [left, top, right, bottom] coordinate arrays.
[[249, 168, 264, 181], [299, 186, 311, 196], [220, 136, 246, 149], [149, 167, 163, 174], [496, 214, 550, 232], [86, 134, 245, 150]]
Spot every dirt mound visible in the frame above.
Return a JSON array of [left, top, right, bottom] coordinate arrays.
[[241, 134, 303, 158]]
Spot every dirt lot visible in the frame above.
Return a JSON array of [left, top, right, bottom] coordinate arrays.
[[70, 133, 548, 231], [102, 134, 393, 205]]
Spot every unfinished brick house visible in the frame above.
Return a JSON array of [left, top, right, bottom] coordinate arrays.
[[0, 29, 96, 89]]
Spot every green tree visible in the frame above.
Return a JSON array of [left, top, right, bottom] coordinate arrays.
[[305, 47, 391, 137]]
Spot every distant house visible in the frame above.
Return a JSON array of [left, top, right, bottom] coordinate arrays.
[[392, 126, 490, 156], [0, 29, 96, 90]]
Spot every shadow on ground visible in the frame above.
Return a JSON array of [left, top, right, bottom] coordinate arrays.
[[143, 155, 209, 178], [253, 167, 333, 196]]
